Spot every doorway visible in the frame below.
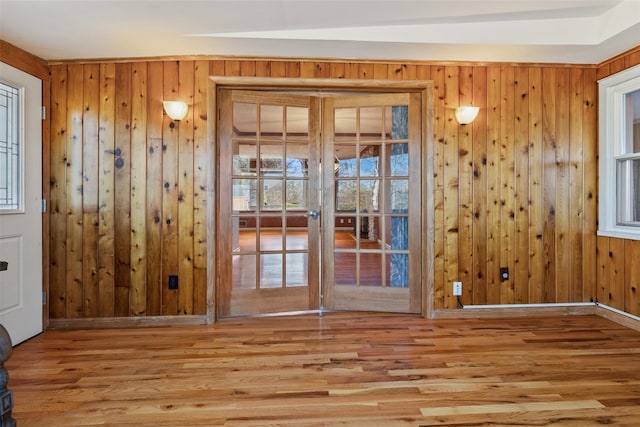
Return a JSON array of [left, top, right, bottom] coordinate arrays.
[[213, 79, 431, 319]]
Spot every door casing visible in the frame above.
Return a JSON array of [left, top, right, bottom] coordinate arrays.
[[207, 77, 434, 322]]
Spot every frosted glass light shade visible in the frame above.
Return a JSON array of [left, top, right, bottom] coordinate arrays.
[[163, 101, 188, 121], [455, 106, 479, 125]]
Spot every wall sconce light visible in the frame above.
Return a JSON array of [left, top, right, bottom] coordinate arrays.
[[455, 106, 480, 125], [163, 101, 188, 121]]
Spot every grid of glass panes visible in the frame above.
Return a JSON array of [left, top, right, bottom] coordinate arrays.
[[616, 88, 640, 225], [334, 105, 410, 288], [231, 101, 310, 290], [0, 82, 20, 211]]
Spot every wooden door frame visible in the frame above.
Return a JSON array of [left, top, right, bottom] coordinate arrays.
[[206, 77, 434, 323]]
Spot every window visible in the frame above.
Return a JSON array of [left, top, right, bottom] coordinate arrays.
[[0, 81, 21, 211], [599, 65, 640, 239]]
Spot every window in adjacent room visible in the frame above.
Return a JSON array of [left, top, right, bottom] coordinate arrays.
[[599, 64, 640, 240]]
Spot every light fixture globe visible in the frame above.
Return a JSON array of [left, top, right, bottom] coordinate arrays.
[[163, 101, 188, 121], [455, 106, 480, 125]]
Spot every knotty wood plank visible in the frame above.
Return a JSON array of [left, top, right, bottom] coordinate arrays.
[[388, 63, 403, 80], [569, 67, 585, 302], [330, 62, 345, 79], [431, 66, 446, 309], [443, 66, 459, 309], [193, 60, 209, 315], [499, 66, 515, 305], [49, 65, 68, 319], [66, 64, 85, 318], [161, 61, 180, 315], [358, 63, 374, 80], [555, 68, 571, 303], [344, 63, 359, 79], [597, 236, 610, 304], [145, 62, 164, 316], [8, 313, 640, 426], [178, 60, 195, 315], [514, 66, 529, 304], [471, 66, 487, 305], [82, 64, 100, 317], [609, 238, 626, 311], [541, 67, 557, 303], [114, 62, 132, 317], [625, 240, 640, 315], [129, 62, 148, 316], [458, 66, 473, 305], [528, 67, 544, 304], [583, 68, 598, 303], [97, 63, 116, 317], [486, 66, 501, 304]]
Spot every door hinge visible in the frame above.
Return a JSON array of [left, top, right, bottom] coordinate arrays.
[[42, 291, 47, 305], [42, 199, 46, 213], [42, 106, 46, 120]]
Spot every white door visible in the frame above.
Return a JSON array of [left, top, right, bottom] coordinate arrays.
[[0, 62, 42, 345]]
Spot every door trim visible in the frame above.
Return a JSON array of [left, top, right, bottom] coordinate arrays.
[[207, 77, 434, 323]]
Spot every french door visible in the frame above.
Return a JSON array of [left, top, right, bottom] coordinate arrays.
[[216, 89, 422, 318]]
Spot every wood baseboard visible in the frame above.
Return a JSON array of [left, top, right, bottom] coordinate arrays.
[[432, 303, 597, 319], [432, 302, 640, 333], [48, 315, 208, 329], [596, 304, 640, 333]]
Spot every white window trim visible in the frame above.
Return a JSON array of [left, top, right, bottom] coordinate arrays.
[[598, 63, 640, 240]]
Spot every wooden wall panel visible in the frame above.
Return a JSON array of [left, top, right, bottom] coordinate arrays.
[[114, 63, 132, 317], [82, 64, 100, 317], [595, 46, 640, 317], [66, 64, 84, 318], [49, 65, 68, 318], [97, 63, 116, 317], [527, 68, 544, 304], [49, 49, 640, 320], [129, 62, 147, 316]]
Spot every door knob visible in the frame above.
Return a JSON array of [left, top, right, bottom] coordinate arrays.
[[307, 210, 320, 220]]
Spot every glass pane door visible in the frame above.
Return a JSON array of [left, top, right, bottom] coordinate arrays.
[[217, 90, 320, 318], [322, 93, 421, 313]]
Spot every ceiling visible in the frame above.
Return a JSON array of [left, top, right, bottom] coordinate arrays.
[[1, 0, 640, 64]]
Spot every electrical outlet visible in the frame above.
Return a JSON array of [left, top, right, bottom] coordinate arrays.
[[500, 267, 509, 282], [168, 275, 179, 290], [453, 281, 462, 296]]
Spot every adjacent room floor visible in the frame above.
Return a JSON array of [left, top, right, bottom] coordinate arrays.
[[6, 312, 640, 426]]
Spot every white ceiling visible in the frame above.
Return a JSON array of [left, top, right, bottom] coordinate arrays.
[[1, 0, 640, 64]]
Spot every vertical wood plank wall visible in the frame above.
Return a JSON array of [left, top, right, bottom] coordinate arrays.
[[596, 47, 640, 317], [46, 58, 604, 318], [1, 41, 634, 319]]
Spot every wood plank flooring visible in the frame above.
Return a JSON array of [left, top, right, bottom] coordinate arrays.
[[7, 312, 640, 426]]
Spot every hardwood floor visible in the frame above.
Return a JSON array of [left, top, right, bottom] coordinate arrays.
[[7, 312, 640, 426]]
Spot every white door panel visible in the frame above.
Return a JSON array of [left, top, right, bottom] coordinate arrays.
[[0, 62, 43, 345]]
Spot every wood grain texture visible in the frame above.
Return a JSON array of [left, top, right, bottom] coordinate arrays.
[[8, 312, 640, 426], [46, 52, 640, 321]]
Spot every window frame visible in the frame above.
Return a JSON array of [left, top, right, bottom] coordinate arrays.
[[0, 80, 25, 214], [598, 63, 640, 240]]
